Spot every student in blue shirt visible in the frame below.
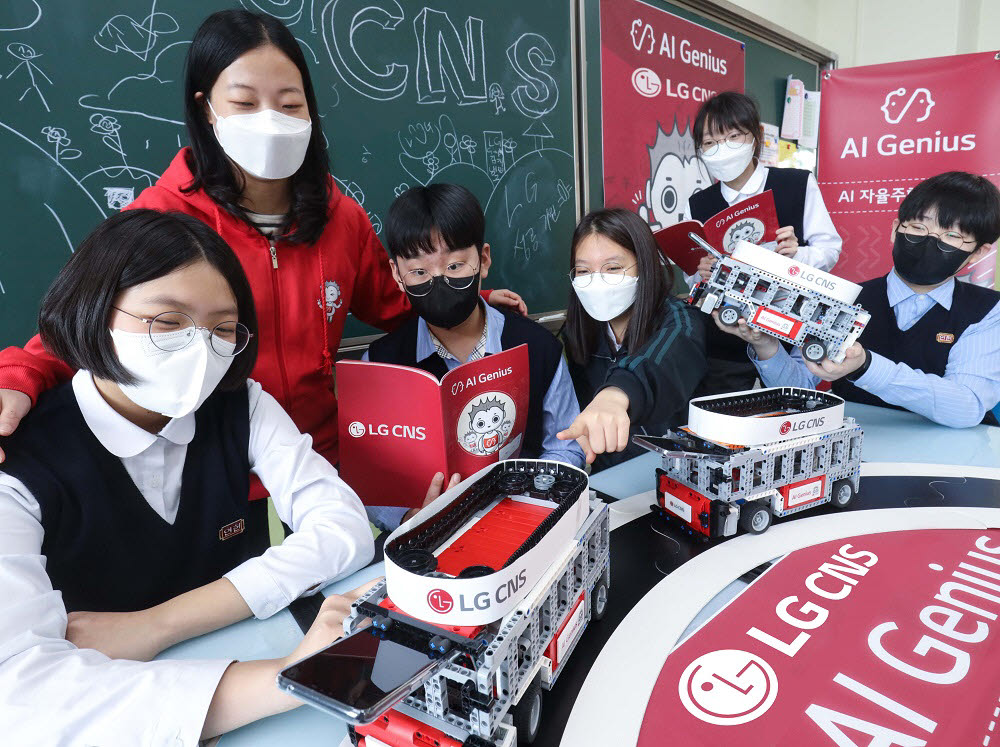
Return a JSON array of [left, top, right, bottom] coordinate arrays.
[[363, 184, 585, 529], [716, 171, 1000, 427]]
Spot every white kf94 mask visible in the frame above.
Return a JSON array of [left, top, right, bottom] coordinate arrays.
[[111, 328, 235, 418], [700, 141, 755, 182], [208, 100, 312, 180], [571, 275, 639, 322]]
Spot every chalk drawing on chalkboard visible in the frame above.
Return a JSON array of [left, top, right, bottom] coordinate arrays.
[[523, 121, 553, 152], [104, 187, 136, 210], [79, 114, 159, 188], [242, 0, 311, 27], [333, 176, 382, 234], [322, 0, 408, 102], [489, 84, 505, 115], [505, 33, 559, 120], [6, 43, 51, 112], [41, 126, 81, 163], [413, 8, 487, 106], [637, 118, 709, 231], [483, 131, 507, 183], [94, 2, 179, 62], [294, 35, 321, 64], [0, 1, 41, 33], [79, 41, 189, 126], [43, 203, 74, 254], [361, 145, 371, 164]]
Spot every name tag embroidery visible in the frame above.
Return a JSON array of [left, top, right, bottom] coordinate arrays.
[[936, 332, 955, 344], [219, 518, 245, 541]]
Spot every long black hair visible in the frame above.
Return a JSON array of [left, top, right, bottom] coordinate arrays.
[[563, 209, 671, 366], [183, 9, 330, 245], [39, 209, 259, 390]]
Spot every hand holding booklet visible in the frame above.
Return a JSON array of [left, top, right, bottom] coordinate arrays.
[[653, 189, 781, 275], [337, 345, 529, 507]]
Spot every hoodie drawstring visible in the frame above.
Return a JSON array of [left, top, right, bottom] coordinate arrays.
[[318, 247, 333, 375]]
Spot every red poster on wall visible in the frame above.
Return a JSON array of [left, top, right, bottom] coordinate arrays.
[[638, 529, 1000, 746], [600, 0, 744, 231], [818, 52, 1000, 287]]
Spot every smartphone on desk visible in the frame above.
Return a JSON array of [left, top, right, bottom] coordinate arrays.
[[277, 631, 440, 724]]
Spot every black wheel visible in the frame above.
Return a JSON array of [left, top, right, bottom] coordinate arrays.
[[499, 471, 530, 493], [458, 565, 496, 578], [395, 548, 437, 574], [718, 305, 741, 326], [831, 479, 856, 509], [739, 502, 772, 534], [512, 672, 543, 744], [591, 580, 609, 622], [802, 337, 827, 363], [549, 478, 578, 500]]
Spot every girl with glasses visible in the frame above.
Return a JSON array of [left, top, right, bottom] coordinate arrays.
[[0, 9, 524, 487], [0, 210, 375, 743], [558, 209, 706, 470], [686, 91, 843, 395]]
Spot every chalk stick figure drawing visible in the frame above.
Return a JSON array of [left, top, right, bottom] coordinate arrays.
[[489, 83, 505, 115], [40, 126, 81, 162], [7, 42, 51, 112]]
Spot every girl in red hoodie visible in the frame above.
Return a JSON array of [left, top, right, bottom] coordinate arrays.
[[0, 10, 523, 485]]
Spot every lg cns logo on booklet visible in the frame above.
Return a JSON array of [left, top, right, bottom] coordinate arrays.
[[348, 420, 427, 440], [679, 649, 778, 725]]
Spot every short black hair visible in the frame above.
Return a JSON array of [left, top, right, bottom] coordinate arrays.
[[384, 184, 485, 261], [183, 10, 330, 245], [898, 171, 1000, 247], [563, 208, 672, 366], [39, 209, 259, 390], [693, 91, 762, 161]]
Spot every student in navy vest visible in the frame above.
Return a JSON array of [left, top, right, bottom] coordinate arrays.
[[557, 209, 707, 471], [364, 184, 585, 530], [686, 92, 842, 395], [716, 172, 1000, 428], [0, 210, 376, 743]]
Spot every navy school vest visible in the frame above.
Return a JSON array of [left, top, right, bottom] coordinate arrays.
[[366, 310, 564, 459], [0, 382, 257, 612], [833, 276, 1000, 425]]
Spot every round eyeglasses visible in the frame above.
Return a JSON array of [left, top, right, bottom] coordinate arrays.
[[569, 262, 638, 288], [401, 262, 479, 297], [699, 131, 752, 157], [113, 308, 253, 356], [898, 222, 977, 253]]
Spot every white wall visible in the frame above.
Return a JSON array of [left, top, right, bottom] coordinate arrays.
[[726, 0, 999, 69]]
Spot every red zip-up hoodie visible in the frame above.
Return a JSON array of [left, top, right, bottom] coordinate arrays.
[[0, 149, 412, 497]]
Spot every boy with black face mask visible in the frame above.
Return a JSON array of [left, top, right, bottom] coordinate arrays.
[[362, 184, 585, 530], [716, 171, 1000, 427]]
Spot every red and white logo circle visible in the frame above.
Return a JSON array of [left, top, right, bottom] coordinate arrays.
[[348, 421, 365, 438], [678, 649, 778, 725], [779, 421, 792, 435], [631, 67, 661, 98], [427, 589, 454, 614], [788, 265, 801, 277]]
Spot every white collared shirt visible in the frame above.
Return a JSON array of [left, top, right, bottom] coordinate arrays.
[[0, 372, 374, 745], [686, 162, 843, 272]]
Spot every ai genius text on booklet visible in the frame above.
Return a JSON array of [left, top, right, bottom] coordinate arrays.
[[653, 190, 781, 275], [337, 345, 529, 508]]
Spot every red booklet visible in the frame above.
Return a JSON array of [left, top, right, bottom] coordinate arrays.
[[653, 190, 781, 275], [337, 345, 530, 507]]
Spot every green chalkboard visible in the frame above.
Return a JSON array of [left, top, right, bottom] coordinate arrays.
[[582, 0, 820, 209], [0, 0, 578, 346]]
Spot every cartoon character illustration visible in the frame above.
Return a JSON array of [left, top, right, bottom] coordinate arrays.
[[881, 87, 935, 125], [317, 279, 343, 323], [459, 395, 515, 456], [723, 218, 765, 252], [638, 118, 711, 231], [104, 187, 135, 210], [6, 42, 51, 112]]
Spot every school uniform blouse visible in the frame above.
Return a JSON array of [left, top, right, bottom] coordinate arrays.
[[684, 162, 842, 271], [0, 371, 374, 745]]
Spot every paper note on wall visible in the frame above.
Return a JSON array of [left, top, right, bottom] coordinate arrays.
[[800, 90, 821, 149], [780, 77, 804, 140], [778, 139, 798, 166], [760, 122, 780, 167]]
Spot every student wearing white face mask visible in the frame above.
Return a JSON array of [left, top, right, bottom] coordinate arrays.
[[558, 209, 706, 471], [0, 9, 525, 494], [0, 210, 375, 743], [685, 92, 843, 394]]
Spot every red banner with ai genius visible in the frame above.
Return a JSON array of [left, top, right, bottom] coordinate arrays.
[[638, 529, 1000, 746], [600, 0, 744, 231], [819, 52, 1000, 287]]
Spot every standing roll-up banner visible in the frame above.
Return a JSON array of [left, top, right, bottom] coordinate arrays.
[[599, 0, 745, 232], [818, 52, 1000, 289]]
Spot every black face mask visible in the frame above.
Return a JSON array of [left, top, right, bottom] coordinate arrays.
[[405, 269, 481, 329], [891, 233, 970, 286]]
